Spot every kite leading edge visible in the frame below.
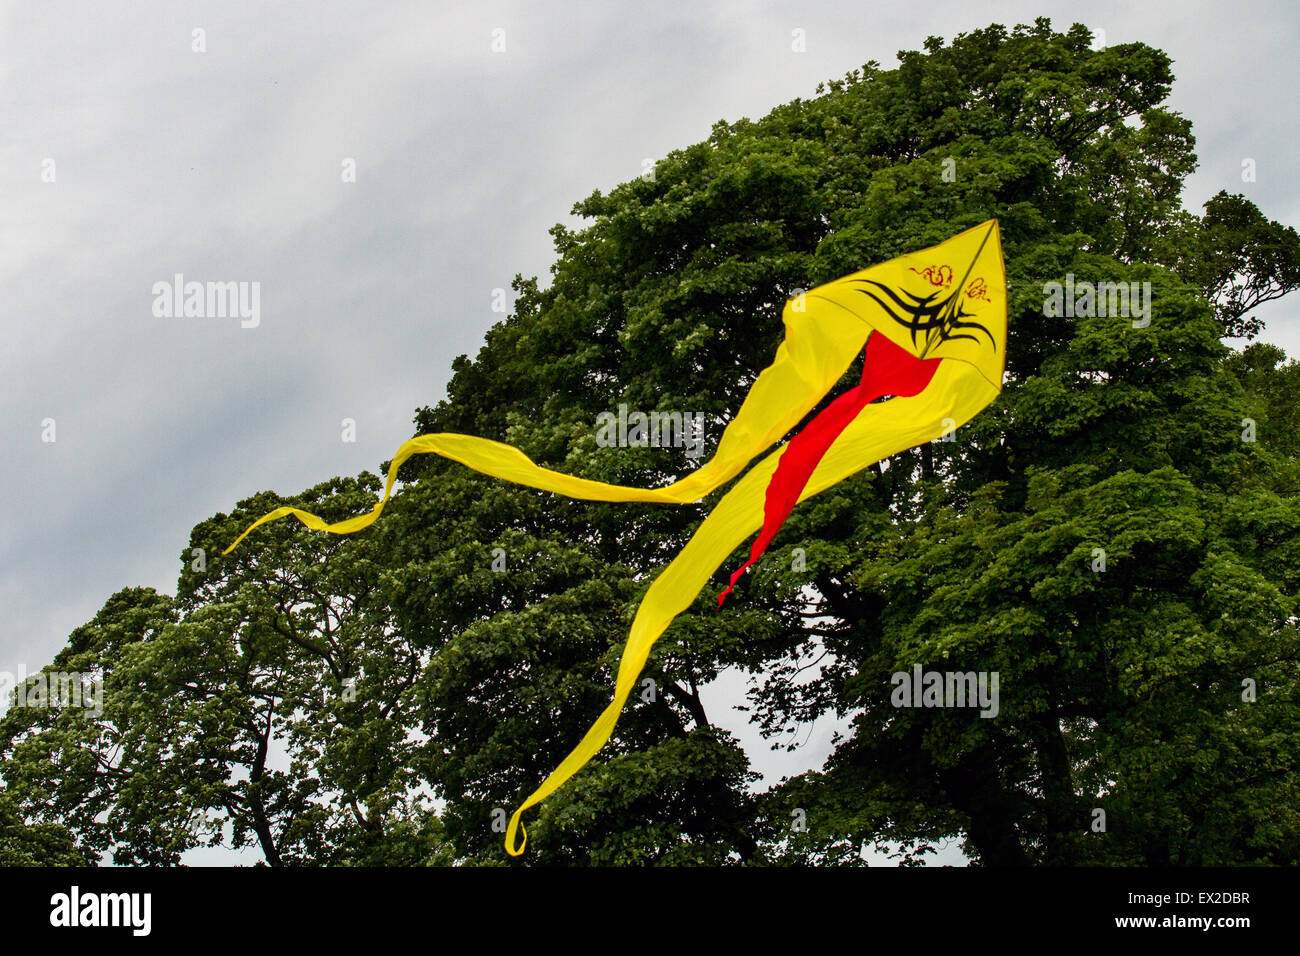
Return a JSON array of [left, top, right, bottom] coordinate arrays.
[[222, 219, 1008, 856]]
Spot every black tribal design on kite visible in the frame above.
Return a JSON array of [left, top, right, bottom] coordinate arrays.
[[853, 279, 997, 358]]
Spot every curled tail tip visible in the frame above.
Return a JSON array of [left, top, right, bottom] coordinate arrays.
[[505, 816, 528, 857]]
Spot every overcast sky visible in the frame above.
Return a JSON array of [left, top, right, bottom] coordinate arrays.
[[3, 0, 1297, 865]]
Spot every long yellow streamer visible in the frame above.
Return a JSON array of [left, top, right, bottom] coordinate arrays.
[[223, 220, 1007, 855]]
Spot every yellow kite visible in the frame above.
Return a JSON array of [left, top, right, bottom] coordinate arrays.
[[224, 219, 1008, 855]]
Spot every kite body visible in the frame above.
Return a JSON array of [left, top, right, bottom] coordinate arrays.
[[224, 219, 1008, 855]]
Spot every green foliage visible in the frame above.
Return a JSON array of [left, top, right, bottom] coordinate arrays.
[[0, 789, 88, 866]]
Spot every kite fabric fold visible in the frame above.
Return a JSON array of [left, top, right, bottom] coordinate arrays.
[[222, 218, 1008, 856]]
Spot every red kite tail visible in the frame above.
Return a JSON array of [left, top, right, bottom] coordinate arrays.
[[717, 331, 941, 606]]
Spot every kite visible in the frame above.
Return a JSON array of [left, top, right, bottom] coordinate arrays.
[[223, 218, 1008, 856]]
